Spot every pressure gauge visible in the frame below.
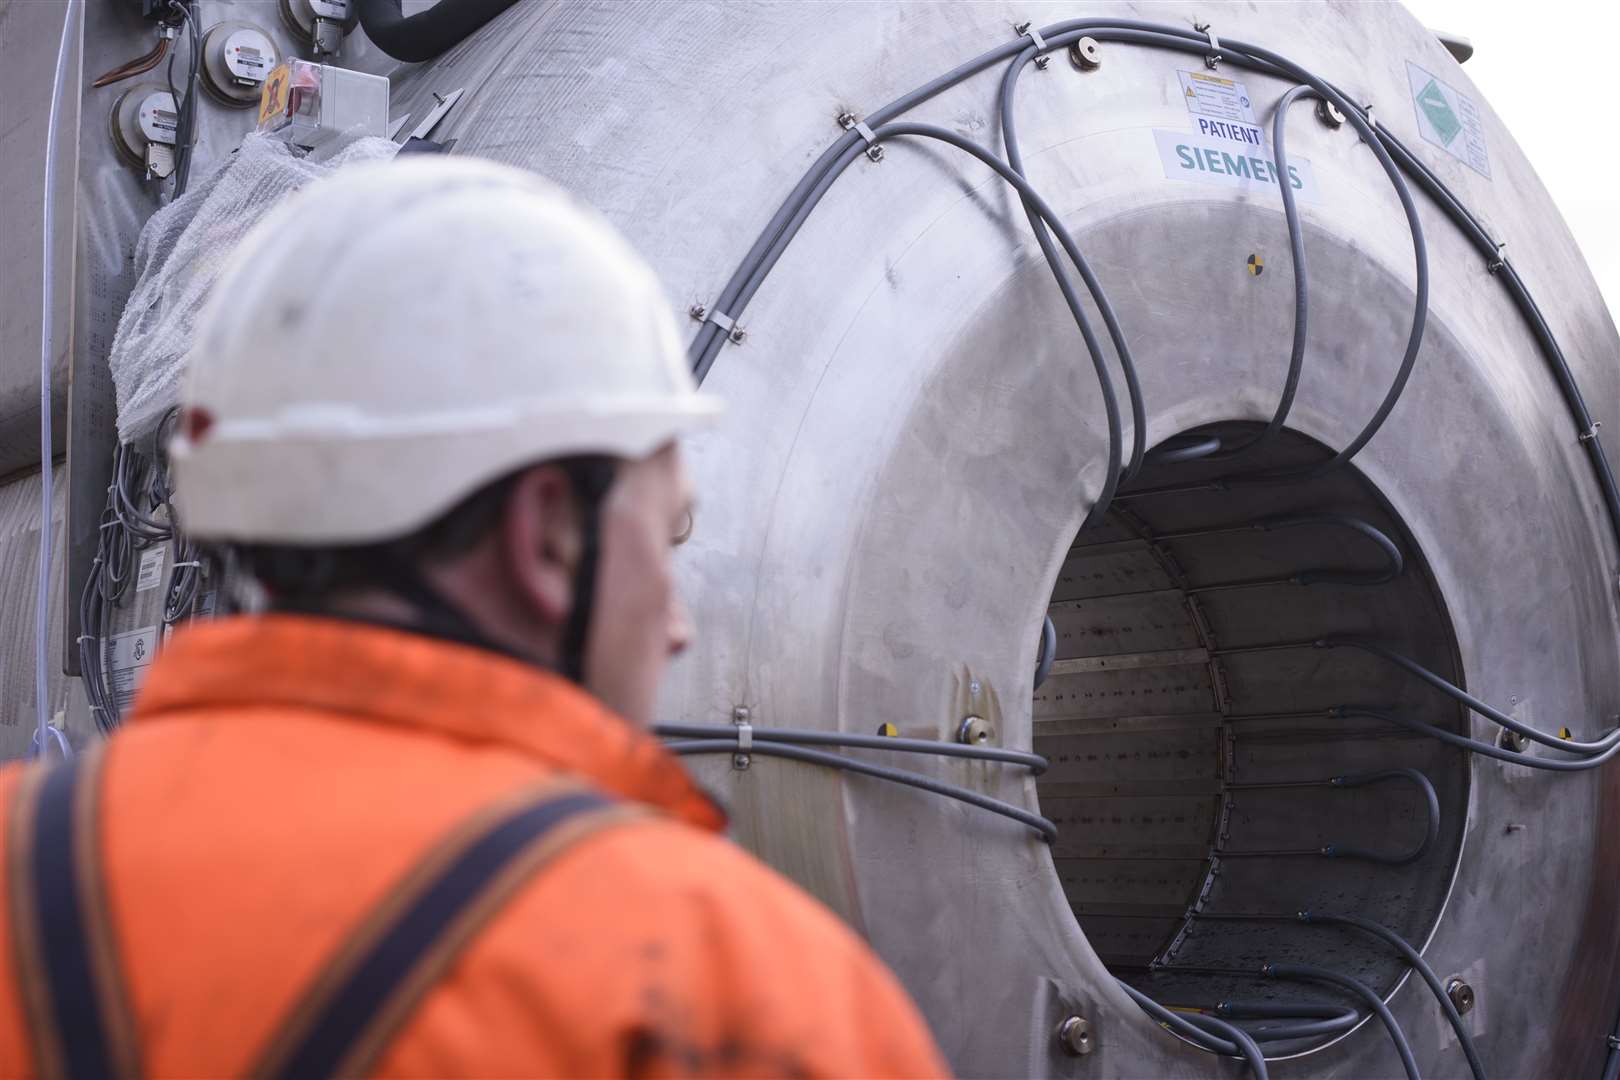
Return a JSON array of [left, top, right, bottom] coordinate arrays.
[[200, 21, 282, 108], [110, 83, 179, 180], [278, 0, 358, 58]]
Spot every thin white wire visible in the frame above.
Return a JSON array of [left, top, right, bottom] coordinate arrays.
[[36, 0, 81, 758]]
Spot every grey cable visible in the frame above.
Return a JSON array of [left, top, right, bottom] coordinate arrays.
[[1322, 638, 1620, 755], [1034, 614, 1056, 691], [1264, 962, 1421, 1080], [998, 53, 1146, 483], [1367, 121, 1620, 549], [1116, 979, 1269, 1079], [868, 119, 1127, 527], [1147, 435, 1223, 465], [1152, 512, 1404, 590], [1221, 768, 1438, 866], [1298, 912, 1487, 1080], [1208, 84, 1313, 459], [36, 0, 79, 757], [664, 739, 1057, 841], [1337, 706, 1620, 772], [1214, 1001, 1359, 1043], [653, 722, 1047, 773]]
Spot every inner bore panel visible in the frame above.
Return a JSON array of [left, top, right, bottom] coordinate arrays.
[[1034, 424, 1469, 1031]]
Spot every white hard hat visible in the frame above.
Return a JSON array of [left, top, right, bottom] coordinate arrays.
[[171, 155, 721, 544]]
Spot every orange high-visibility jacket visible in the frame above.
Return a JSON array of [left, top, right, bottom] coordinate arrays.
[[0, 616, 949, 1078]]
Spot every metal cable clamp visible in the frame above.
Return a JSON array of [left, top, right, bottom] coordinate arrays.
[[688, 303, 746, 344], [838, 111, 884, 162], [1194, 20, 1221, 69], [1578, 420, 1603, 443], [1487, 239, 1508, 274], [1014, 21, 1052, 69], [731, 705, 753, 770]]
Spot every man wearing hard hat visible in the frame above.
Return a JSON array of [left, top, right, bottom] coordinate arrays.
[[0, 159, 947, 1077]]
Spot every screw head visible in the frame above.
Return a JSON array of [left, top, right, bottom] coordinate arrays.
[[1446, 977, 1475, 1016], [1069, 37, 1102, 70], [958, 715, 994, 745], [1014, 20, 1032, 34], [1498, 728, 1528, 753], [865, 144, 885, 162], [1034, 54, 1050, 70], [1056, 1015, 1094, 1056], [688, 304, 707, 322], [728, 326, 748, 344], [1316, 98, 1346, 129], [732, 752, 751, 770]]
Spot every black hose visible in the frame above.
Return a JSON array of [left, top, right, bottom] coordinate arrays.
[[653, 722, 1047, 774], [1116, 980, 1268, 1079], [664, 739, 1056, 842], [355, 0, 518, 63], [1299, 912, 1487, 1080], [1265, 963, 1421, 1080]]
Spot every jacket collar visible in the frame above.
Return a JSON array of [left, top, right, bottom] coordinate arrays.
[[130, 614, 725, 831]]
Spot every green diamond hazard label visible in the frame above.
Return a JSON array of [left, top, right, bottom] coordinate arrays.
[[1415, 78, 1461, 145], [1407, 62, 1490, 178]]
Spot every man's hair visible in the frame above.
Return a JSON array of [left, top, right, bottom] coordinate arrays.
[[229, 456, 618, 607]]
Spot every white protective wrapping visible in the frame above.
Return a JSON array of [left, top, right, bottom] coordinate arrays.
[[108, 133, 399, 444]]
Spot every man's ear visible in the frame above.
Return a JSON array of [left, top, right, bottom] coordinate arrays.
[[500, 464, 582, 628]]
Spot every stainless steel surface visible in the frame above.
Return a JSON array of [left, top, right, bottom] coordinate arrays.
[[0, 0, 1614, 1076], [391, 3, 1620, 1075], [1040, 427, 1470, 1033]]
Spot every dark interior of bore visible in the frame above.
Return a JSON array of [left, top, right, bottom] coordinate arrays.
[[1034, 423, 1469, 1049]]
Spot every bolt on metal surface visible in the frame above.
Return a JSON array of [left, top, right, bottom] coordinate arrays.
[[1069, 37, 1102, 70], [958, 715, 994, 745], [1446, 977, 1475, 1015], [1056, 1015, 1094, 1056], [1316, 98, 1346, 128]]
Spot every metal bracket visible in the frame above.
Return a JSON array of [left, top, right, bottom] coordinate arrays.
[[1015, 21, 1052, 69], [732, 705, 752, 770], [1578, 420, 1603, 443], [1487, 239, 1508, 274], [1609, 1034, 1620, 1051], [838, 111, 884, 162], [1194, 20, 1221, 69], [688, 303, 746, 344]]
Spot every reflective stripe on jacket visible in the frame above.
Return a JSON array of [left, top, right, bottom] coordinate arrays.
[[0, 615, 949, 1078]]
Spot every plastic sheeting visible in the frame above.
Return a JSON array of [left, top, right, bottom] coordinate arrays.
[[107, 133, 399, 445]]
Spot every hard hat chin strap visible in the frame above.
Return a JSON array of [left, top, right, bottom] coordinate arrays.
[[373, 460, 618, 685], [556, 463, 617, 685]]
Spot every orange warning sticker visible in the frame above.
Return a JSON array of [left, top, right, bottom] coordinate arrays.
[[258, 62, 291, 129]]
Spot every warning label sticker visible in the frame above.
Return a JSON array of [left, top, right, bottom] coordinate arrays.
[[1180, 70, 1256, 122], [1153, 129, 1321, 204], [1407, 62, 1489, 178], [136, 546, 165, 593], [108, 625, 159, 715]]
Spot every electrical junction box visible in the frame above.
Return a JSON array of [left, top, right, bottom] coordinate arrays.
[[256, 59, 387, 152]]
